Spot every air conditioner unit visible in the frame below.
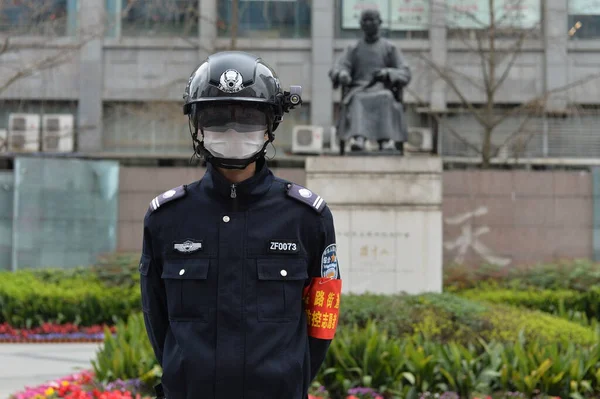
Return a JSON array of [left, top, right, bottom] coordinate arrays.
[[291, 125, 324, 154], [405, 127, 433, 152], [42, 114, 75, 152], [0, 129, 7, 152], [8, 113, 40, 152]]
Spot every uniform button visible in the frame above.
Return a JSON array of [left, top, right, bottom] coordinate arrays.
[[223, 216, 230, 223], [280, 269, 287, 277], [179, 269, 185, 276]]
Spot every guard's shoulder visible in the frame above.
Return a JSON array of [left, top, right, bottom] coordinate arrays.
[[284, 182, 327, 214], [147, 184, 187, 214]]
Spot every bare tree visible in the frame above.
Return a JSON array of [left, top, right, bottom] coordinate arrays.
[[0, 0, 235, 152], [406, 0, 600, 168]]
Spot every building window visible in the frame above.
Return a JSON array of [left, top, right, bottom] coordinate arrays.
[[103, 102, 191, 154], [568, 0, 600, 39], [446, 0, 542, 39], [106, 0, 199, 38], [217, 0, 312, 39], [336, 0, 429, 39], [0, 0, 78, 36]]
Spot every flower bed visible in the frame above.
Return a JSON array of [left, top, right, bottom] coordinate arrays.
[[0, 323, 116, 343], [8, 370, 152, 399]]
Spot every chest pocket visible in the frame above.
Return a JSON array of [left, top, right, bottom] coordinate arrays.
[[256, 258, 308, 323], [161, 258, 212, 322]]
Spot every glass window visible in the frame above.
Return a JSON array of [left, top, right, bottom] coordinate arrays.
[[217, 0, 312, 39], [568, 0, 600, 39], [105, 0, 199, 38], [446, 0, 542, 39], [335, 0, 429, 39], [103, 102, 191, 154], [0, 0, 78, 36]]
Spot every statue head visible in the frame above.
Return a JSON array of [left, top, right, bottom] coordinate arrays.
[[360, 9, 382, 40]]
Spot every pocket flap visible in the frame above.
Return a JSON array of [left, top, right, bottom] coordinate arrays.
[[257, 258, 308, 281], [162, 258, 210, 280]]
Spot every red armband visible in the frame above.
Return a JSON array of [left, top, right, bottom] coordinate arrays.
[[302, 277, 342, 339]]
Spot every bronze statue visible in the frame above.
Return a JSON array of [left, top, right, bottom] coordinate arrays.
[[329, 9, 411, 153]]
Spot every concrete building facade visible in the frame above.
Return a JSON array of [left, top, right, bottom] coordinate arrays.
[[0, 0, 599, 158]]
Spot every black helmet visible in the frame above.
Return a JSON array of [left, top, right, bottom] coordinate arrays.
[[183, 51, 302, 169]]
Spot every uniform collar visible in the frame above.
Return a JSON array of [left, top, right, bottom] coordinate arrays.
[[202, 157, 274, 202]]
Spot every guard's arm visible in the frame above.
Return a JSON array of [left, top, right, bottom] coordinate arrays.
[[303, 206, 342, 383], [139, 211, 169, 366]]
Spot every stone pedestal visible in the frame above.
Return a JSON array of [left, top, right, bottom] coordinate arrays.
[[305, 156, 443, 295]]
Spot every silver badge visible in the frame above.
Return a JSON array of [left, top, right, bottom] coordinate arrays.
[[298, 188, 312, 198], [218, 69, 244, 93], [163, 189, 176, 199], [174, 240, 202, 253]]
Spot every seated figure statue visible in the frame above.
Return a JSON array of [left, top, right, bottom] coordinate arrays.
[[329, 9, 412, 153]]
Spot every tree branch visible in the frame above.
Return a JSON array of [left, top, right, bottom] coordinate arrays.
[[0, 38, 8, 57], [405, 86, 482, 155], [491, 30, 528, 95], [492, 109, 537, 158], [416, 53, 490, 128], [491, 71, 600, 128]]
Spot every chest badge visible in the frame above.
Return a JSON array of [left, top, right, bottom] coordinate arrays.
[[173, 239, 203, 254], [268, 239, 300, 254]]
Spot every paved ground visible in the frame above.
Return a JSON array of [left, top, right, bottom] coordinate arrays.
[[0, 343, 101, 399]]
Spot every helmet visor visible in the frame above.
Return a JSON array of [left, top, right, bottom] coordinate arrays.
[[197, 104, 269, 133]]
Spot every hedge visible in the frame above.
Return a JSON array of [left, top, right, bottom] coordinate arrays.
[[91, 313, 600, 399], [0, 270, 141, 328], [340, 292, 598, 346], [444, 259, 600, 292], [1, 267, 595, 346]]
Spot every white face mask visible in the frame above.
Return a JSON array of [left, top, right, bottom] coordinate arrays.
[[203, 129, 266, 159]]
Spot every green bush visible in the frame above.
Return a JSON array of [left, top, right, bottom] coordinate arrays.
[[444, 259, 600, 292], [0, 269, 141, 328], [91, 252, 141, 289], [91, 312, 159, 391], [94, 314, 600, 399], [318, 320, 600, 399], [455, 286, 600, 324], [340, 293, 598, 346]]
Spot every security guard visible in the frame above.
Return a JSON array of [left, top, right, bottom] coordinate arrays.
[[139, 51, 342, 399]]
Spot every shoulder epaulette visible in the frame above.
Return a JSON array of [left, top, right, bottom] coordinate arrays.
[[286, 183, 326, 214], [148, 185, 187, 213]]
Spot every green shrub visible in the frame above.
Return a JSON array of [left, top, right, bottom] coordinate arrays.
[[457, 287, 600, 324], [339, 292, 597, 346], [444, 259, 600, 292], [91, 252, 141, 289], [94, 315, 600, 399], [91, 312, 159, 390], [319, 320, 600, 399], [0, 270, 141, 328]]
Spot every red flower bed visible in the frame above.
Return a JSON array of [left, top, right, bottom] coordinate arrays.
[[0, 322, 116, 343], [9, 370, 152, 399]]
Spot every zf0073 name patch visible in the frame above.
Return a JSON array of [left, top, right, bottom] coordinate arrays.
[[302, 277, 342, 340], [267, 240, 299, 254]]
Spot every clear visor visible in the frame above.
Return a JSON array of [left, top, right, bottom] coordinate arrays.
[[197, 104, 269, 133]]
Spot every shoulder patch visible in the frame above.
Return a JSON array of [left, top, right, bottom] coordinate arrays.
[[286, 183, 326, 213], [148, 185, 187, 213]]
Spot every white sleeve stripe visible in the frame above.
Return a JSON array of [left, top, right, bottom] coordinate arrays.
[[152, 197, 159, 210], [314, 197, 324, 209], [312, 196, 321, 207]]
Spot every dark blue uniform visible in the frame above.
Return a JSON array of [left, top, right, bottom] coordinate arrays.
[[139, 158, 341, 399]]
